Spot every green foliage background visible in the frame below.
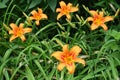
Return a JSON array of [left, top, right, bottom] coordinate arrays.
[[0, 0, 120, 80]]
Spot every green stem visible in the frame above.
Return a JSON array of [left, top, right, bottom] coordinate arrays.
[[29, 23, 56, 43]]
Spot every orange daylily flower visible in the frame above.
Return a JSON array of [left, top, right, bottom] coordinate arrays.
[[9, 23, 32, 42], [51, 45, 85, 74], [56, 1, 78, 20], [87, 10, 113, 30], [30, 8, 48, 25]]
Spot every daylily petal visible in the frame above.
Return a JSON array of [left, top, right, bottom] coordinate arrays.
[[56, 8, 61, 12], [35, 20, 40, 25], [51, 51, 63, 61], [70, 45, 81, 56], [104, 16, 113, 22], [70, 7, 78, 12], [60, 1, 66, 8], [9, 30, 14, 34], [66, 14, 71, 20], [99, 11, 104, 17], [75, 58, 86, 66], [90, 23, 99, 30], [89, 10, 98, 16], [10, 23, 18, 30], [57, 13, 64, 20], [101, 24, 108, 31], [23, 28, 32, 34], [20, 35, 26, 41], [62, 45, 69, 54], [67, 3, 72, 7], [66, 63, 75, 74], [38, 8, 42, 13], [29, 17, 35, 20], [31, 10, 37, 15], [41, 14, 48, 19], [87, 17, 93, 21], [19, 23, 24, 28], [9, 35, 18, 42], [57, 62, 66, 71]]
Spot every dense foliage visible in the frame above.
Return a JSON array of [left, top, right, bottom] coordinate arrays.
[[0, 0, 120, 80]]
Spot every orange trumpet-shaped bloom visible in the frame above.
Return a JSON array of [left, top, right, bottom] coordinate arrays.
[[30, 8, 48, 25], [51, 45, 85, 74], [9, 23, 32, 42], [56, 1, 78, 20], [87, 10, 113, 30]]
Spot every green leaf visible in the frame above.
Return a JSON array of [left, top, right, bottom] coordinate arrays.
[[94, 0, 105, 7], [34, 60, 48, 80], [101, 39, 119, 51], [3, 45, 18, 61], [0, 2, 7, 8], [28, 0, 42, 9], [25, 65, 35, 80], [2, 0, 9, 4], [47, 0, 57, 12], [107, 56, 119, 80], [3, 69, 10, 80], [107, 30, 120, 40]]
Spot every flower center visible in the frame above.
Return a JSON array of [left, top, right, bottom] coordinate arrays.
[[94, 15, 104, 25], [66, 57, 72, 62], [14, 28, 23, 36], [61, 53, 74, 65], [34, 13, 41, 20], [61, 6, 70, 14]]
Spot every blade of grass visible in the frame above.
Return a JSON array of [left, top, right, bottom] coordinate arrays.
[[82, 67, 106, 80], [3, 0, 13, 23], [3, 68, 10, 80], [106, 69, 112, 80], [10, 62, 24, 80], [29, 22, 56, 43], [34, 60, 48, 80], [3, 45, 18, 62], [0, 59, 10, 78], [101, 71, 107, 80], [48, 66, 56, 80], [106, 56, 119, 80], [25, 64, 35, 80]]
